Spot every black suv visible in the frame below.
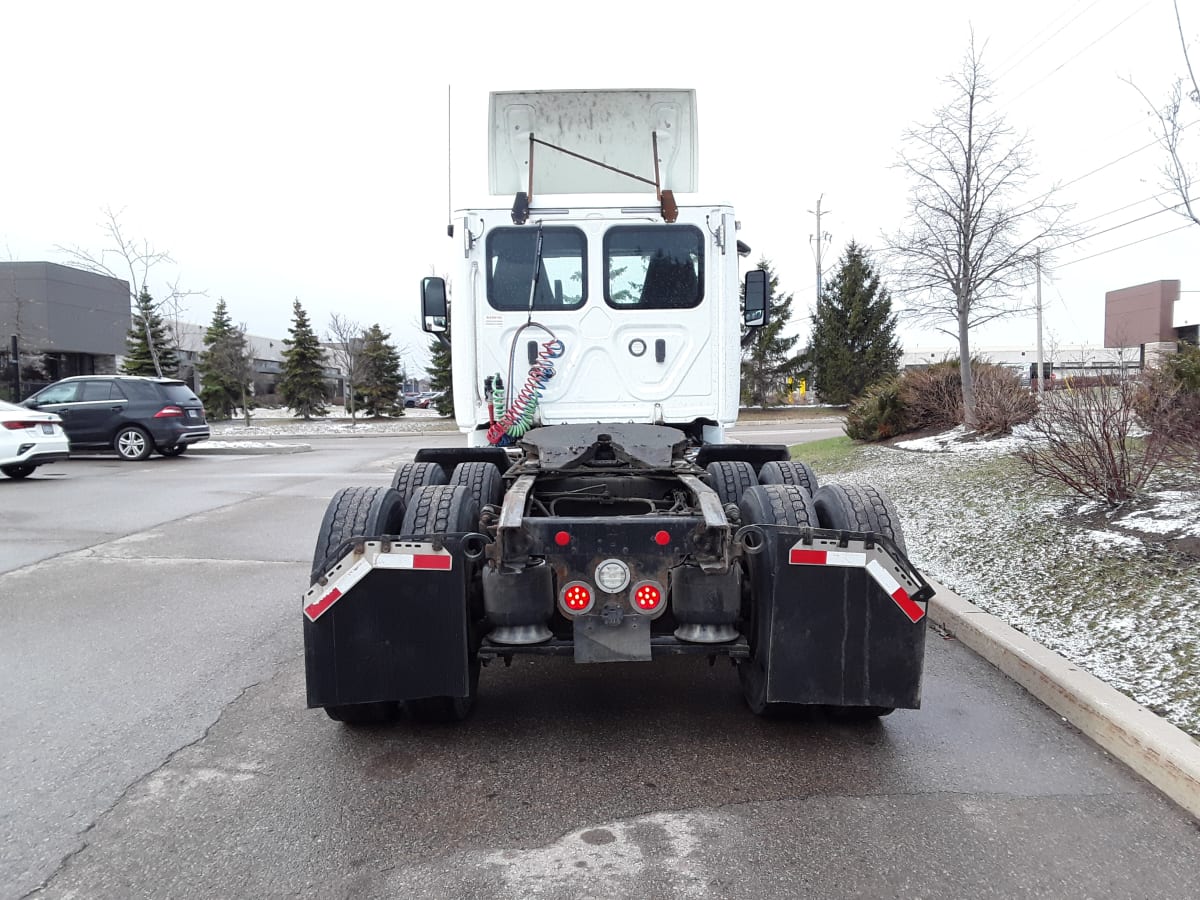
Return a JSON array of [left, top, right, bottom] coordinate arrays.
[[22, 376, 211, 460]]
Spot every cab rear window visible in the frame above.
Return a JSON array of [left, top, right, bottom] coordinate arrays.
[[604, 226, 704, 310], [486, 228, 587, 311]]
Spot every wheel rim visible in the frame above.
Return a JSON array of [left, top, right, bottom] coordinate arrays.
[[118, 430, 147, 458]]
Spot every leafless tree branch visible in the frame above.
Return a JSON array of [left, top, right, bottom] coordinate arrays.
[[887, 35, 1075, 427]]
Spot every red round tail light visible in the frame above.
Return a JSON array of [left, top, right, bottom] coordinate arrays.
[[559, 580, 594, 615], [631, 581, 664, 615]]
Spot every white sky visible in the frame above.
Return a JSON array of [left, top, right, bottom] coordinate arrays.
[[2, 0, 1196, 372]]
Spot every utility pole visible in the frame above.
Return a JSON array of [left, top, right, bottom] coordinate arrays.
[[1035, 248, 1044, 395], [808, 195, 831, 303]]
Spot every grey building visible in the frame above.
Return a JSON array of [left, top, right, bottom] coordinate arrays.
[[0, 261, 130, 398]]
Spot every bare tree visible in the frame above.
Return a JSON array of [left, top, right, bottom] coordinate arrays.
[[1128, 0, 1200, 229], [888, 38, 1073, 427], [326, 312, 364, 420], [56, 206, 203, 376]]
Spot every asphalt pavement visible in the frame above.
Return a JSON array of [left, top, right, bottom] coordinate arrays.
[[1, 427, 1196, 899]]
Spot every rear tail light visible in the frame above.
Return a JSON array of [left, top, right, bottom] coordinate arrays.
[[631, 581, 665, 615], [3, 420, 40, 430], [559, 581, 594, 615], [154, 406, 184, 418]]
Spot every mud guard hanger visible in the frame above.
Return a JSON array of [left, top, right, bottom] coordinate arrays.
[[511, 132, 678, 225]]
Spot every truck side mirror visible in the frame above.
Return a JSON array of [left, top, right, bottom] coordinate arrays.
[[743, 269, 769, 328], [421, 277, 449, 334]]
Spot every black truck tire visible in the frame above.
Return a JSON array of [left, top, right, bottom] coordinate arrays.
[[758, 460, 818, 495], [812, 481, 907, 720], [310, 485, 407, 584], [812, 482, 907, 554], [310, 485, 407, 727], [448, 461, 503, 510], [390, 461, 447, 502], [400, 483, 482, 723], [735, 484, 819, 715], [705, 460, 758, 507], [324, 701, 401, 726]]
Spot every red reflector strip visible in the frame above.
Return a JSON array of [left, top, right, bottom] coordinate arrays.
[[789, 548, 867, 567], [865, 559, 925, 623], [304, 587, 342, 622], [376, 552, 453, 571], [789, 541, 925, 624]]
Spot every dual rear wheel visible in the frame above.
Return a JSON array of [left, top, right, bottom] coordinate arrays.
[[311, 463, 501, 726]]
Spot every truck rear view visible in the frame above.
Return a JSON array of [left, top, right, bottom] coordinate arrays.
[[303, 90, 932, 724]]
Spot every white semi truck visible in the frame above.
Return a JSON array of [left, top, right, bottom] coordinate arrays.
[[303, 90, 931, 724]]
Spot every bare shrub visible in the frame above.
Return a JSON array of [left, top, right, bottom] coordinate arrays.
[[897, 361, 962, 430], [1018, 377, 1173, 507], [974, 364, 1038, 434]]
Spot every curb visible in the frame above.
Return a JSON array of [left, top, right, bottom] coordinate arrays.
[[927, 578, 1200, 820], [190, 443, 312, 455]]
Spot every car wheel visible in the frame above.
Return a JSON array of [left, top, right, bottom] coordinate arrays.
[[159, 445, 187, 457], [1, 464, 37, 480], [114, 426, 153, 461]]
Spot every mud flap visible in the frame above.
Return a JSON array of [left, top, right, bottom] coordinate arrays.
[[303, 539, 473, 708], [744, 527, 931, 709]]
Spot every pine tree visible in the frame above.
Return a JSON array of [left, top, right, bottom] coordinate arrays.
[[427, 329, 454, 417], [279, 299, 329, 419], [358, 323, 403, 417], [122, 287, 179, 377], [739, 258, 804, 406], [197, 298, 254, 419], [806, 242, 901, 405]]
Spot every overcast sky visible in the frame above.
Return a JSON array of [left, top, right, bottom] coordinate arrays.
[[3, 0, 1196, 371]]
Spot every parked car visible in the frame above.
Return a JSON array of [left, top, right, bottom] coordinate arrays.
[[21, 376, 211, 460], [0, 398, 71, 479]]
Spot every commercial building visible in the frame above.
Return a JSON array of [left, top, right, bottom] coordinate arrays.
[[0, 261, 130, 399]]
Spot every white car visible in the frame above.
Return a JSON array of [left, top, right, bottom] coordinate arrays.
[[0, 397, 71, 479]]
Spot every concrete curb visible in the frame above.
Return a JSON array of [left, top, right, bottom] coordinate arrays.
[[927, 577, 1200, 820], [189, 443, 312, 455]]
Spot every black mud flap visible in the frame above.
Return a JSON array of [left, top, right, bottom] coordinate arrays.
[[743, 526, 932, 709], [303, 537, 476, 708]]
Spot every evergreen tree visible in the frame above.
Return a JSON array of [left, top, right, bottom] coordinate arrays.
[[427, 329, 454, 417], [122, 287, 179, 376], [739, 258, 804, 406], [279, 298, 329, 419], [197, 298, 254, 419], [358, 323, 403, 417], [806, 242, 901, 405]]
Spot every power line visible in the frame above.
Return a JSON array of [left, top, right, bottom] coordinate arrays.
[[995, 0, 1103, 81], [1058, 223, 1193, 267], [1074, 190, 1176, 227], [1005, 0, 1153, 106], [1054, 197, 1196, 251]]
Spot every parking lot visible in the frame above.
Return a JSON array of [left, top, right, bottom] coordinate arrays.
[[3, 434, 1198, 899]]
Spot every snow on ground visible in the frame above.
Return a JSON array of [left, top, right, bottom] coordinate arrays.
[[813, 430, 1200, 737], [208, 406, 453, 439]]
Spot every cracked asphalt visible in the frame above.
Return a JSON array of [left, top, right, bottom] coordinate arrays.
[[2, 427, 1198, 899]]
